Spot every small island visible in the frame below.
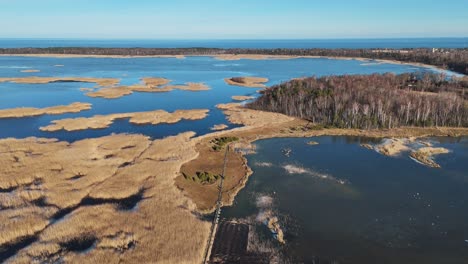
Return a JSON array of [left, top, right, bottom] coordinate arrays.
[[86, 78, 210, 99], [40, 109, 209, 132], [0, 102, 92, 118], [225, 77, 269, 88]]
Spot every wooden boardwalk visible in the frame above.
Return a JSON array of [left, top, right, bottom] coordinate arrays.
[[202, 145, 230, 264]]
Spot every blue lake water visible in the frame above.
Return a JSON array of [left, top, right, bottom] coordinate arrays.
[[0, 38, 467, 49], [222, 136, 468, 264], [0, 55, 467, 263], [0, 56, 450, 141]]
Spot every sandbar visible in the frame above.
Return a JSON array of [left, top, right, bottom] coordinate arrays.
[[225, 77, 269, 88], [40, 109, 209, 132], [0, 76, 120, 87], [216, 103, 293, 127], [0, 102, 92, 118], [210, 124, 228, 131], [232, 95, 254, 101], [20, 69, 40, 73], [376, 138, 410, 156], [410, 147, 450, 168], [214, 54, 294, 61]]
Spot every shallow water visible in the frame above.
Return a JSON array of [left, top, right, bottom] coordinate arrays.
[[222, 136, 468, 264], [0, 54, 467, 264], [0, 56, 448, 141]]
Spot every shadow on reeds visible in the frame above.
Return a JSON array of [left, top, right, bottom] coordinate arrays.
[[1, 189, 147, 262], [59, 234, 97, 253], [0, 186, 17, 193], [81, 188, 146, 211], [52, 188, 147, 222], [0, 235, 39, 262]]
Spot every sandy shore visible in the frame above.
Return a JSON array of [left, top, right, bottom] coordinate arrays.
[[410, 147, 450, 168], [0, 133, 209, 263], [0, 102, 92, 118], [214, 54, 294, 61], [232, 95, 255, 101], [224, 77, 269, 88], [0, 76, 120, 87], [214, 54, 448, 72], [20, 69, 40, 73], [210, 124, 228, 131], [376, 138, 410, 156], [40, 109, 209, 132]]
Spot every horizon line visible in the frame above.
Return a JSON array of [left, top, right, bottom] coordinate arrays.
[[0, 37, 468, 41]]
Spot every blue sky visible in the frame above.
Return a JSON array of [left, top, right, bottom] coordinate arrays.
[[1, 0, 467, 39]]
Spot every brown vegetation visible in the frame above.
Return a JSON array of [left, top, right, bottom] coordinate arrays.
[[210, 124, 228, 131], [232, 95, 255, 101], [216, 103, 294, 127], [40, 109, 209, 132], [376, 138, 410, 156], [225, 77, 269, 88], [410, 147, 450, 168], [86, 78, 209, 99], [0, 102, 92, 119], [0, 76, 120, 87], [0, 133, 210, 263]]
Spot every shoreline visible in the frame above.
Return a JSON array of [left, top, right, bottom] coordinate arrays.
[[191, 124, 468, 213], [177, 104, 468, 213], [0, 53, 456, 74], [0, 107, 466, 261]]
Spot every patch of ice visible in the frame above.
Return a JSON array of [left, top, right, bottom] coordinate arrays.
[[255, 162, 273, 167]]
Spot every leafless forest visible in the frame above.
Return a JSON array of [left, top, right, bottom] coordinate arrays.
[[248, 73, 468, 129]]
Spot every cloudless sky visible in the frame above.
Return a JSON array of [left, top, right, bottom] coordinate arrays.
[[1, 0, 467, 39]]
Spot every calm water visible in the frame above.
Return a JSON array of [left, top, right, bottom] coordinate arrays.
[[0, 38, 467, 49], [223, 136, 468, 264], [0, 56, 449, 141], [0, 53, 467, 263]]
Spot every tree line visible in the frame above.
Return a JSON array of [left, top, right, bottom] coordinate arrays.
[[1, 47, 467, 75], [247, 73, 468, 129]]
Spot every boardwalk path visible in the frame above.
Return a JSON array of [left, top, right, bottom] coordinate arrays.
[[202, 145, 230, 264]]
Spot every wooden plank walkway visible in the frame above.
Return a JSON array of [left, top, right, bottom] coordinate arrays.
[[202, 145, 230, 264]]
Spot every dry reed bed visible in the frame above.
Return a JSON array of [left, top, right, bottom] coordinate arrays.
[[0, 133, 210, 263], [231, 95, 254, 101], [0, 77, 120, 87], [40, 109, 209, 132], [0, 102, 92, 119], [224, 77, 269, 88], [86, 78, 210, 99]]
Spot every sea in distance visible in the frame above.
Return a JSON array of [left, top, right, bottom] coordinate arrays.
[[0, 38, 467, 49]]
